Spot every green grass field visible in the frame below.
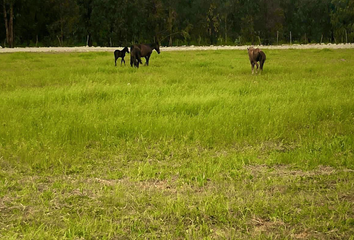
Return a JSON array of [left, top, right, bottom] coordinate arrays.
[[0, 49, 354, 239]]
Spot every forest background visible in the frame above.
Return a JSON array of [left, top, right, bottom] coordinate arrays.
[[1, 0, 354, 48]]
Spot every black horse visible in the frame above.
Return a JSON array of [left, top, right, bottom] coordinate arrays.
[[114, 47, 129, 66], [130, 47, 143, 68], [130, 42, 160, 66]]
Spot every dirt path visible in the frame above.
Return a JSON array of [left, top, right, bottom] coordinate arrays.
[[1, 44, 354, 53]]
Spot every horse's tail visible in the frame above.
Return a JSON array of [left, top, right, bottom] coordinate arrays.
[[260, 51, 266, 61], [136, 50, 142, 65], [260, 51, 266, 70], [135, 51, 140, 68], [130, 52, 135, 67], [137, 51, 143, 64]]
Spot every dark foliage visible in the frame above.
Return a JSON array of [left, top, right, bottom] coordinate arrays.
[[1, 0, 353, 47]]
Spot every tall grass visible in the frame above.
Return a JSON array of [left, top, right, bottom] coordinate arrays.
[[0, 49, 353, 239], [1, 49, 353, 169]]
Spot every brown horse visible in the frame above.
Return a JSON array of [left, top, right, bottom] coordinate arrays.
[[247, 47, 266, 74], [130, 42, 160, 66], [130, 47, 143, 68]]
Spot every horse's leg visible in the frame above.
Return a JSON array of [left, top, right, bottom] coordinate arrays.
[[145, 56, 149, 66], [121, 57, 125, 65], [255, 62, 259, 74], [251, 62, 255, 74]]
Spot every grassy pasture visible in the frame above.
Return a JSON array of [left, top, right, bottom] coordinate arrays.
[[0, 49, 354, 239]]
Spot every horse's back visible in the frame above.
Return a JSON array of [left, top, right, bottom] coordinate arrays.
[[249, 48, 266, 62], [131, 43, 159, 58], [139, 44, 152, 57]]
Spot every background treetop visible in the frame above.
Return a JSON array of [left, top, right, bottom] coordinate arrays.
[[1, 0, 353, 47]]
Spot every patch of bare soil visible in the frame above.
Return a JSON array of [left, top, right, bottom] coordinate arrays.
[[245, 164, 353, 178], [252, 217, 286, 233], [91, 177, 178, 193]]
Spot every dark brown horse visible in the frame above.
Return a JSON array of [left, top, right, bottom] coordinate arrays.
[[114, 47, 129, 66], [130, 47, 143, 68], [247, 47, 266, 74], [130, 42, 160, 66]]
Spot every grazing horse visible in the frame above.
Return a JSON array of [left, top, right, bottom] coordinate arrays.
[[247, 47, 266, 74], [130, 42, 160, 66], [130, 47, 143, 68], [114, 47, 129, 66]]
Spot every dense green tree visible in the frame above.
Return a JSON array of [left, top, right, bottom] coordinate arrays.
[[0, 0, 353, 47], [2, 0, 15, 47], [331, 0, 354, 43], [13, 0, 55, 46], [282, 0, 332, 44], [48, 0, 79, 46], [77, 0, 93, 46], [160, 0, 178, 46], [257, 0, 284, 44]]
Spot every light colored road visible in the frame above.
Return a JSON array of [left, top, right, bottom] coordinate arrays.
[[1, 44, 354, 53]]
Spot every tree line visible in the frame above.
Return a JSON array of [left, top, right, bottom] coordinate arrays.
[[1, 0, 354, 48]]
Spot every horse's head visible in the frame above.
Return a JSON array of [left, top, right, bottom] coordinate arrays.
[[123, 46, 129, 53]]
